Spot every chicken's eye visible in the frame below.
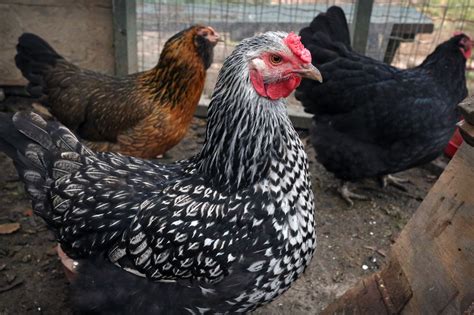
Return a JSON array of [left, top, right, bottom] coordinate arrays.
[[201, 32, 209, 37], [270, 54, 283, 65]]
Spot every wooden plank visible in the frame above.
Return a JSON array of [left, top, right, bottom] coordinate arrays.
[[351, 0, 375, 54], [0, 0, 114, 86], [392, 142, 474, 314], [194, 98, 313, 130], [392, 23, 434, 34], [321, 142, 474, 314], [320, 259, 412, 315], [112, 0, 138, 75], [458, 96, 474, 125], [458, 120, 474, 146], [137, 3, 433, 26], [458, 97, 474, 146]]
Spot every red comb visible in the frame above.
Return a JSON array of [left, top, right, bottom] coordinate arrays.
[[453, 31, 471, 40], [284, 32, 311, 63]]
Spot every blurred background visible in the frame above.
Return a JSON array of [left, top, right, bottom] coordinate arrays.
[[1, 0, 473, 97], [136, 0, 474, 97]]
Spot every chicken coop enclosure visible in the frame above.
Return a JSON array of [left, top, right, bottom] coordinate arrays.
[[133, 0, 474, 95], [0, 1, 473, 313]]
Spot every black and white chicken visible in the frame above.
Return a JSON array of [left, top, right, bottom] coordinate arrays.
[[0, 32, 322, 313], [296, 6, 470, 205]]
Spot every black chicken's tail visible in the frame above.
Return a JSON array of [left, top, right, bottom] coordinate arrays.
[[307, 6, 351, 47], [299, 6, 351, 64], [295, 6, 352, 113], [15, 33, 64, 99], [0, 111, 92, 226]]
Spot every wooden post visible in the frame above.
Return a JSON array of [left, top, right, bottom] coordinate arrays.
[[321, 135, 474, 314], [458, 97, 474, 146], [112, 0, 138, 75], [351, 0, 374, 54]]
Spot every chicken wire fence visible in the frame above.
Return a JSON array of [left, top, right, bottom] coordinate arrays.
[[136, 0, 474, 96]]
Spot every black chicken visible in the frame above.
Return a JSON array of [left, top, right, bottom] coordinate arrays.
[[296, 6, 470, 205], [0, 32, 322, 313]]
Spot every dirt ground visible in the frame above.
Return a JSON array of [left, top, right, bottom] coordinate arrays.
[[0, 97, 443, 314]]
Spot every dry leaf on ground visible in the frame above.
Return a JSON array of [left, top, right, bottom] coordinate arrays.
[[0, 223, 20, 234]]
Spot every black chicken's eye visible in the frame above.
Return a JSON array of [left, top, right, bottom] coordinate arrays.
[[201, 32, 209, 37], [270, 54, 283, 65]]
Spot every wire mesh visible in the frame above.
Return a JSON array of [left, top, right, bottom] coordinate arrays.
[[137, 0, 354, 68], [136, 0, 474, 96]]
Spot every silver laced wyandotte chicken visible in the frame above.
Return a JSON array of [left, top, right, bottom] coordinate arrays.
[[0, 31, 322, 313], [15, 25, 219, 158], [295, 6, 471, 206]]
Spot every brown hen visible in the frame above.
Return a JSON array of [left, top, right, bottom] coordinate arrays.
[[15, 25, 219, 158]]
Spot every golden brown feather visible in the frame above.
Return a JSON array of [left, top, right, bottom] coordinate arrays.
[[15, 25, 219, 158]]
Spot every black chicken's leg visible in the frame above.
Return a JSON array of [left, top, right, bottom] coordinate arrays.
[[338, 181, 370, 207], [379, 174, 411, 191]]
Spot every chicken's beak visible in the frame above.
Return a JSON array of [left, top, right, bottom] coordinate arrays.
[[207, 27, 222, 45], [295, 64, 323, 83], [210, 32, 222, 45]]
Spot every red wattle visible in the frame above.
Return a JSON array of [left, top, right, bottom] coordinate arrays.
[[464, 48, 472, 60], [250, 71, 302, 100], [250, 69, 267, 98], [266, 76, 301, 100]]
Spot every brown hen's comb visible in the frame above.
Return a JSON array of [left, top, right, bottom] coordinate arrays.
[[284, 32, 312, 63]]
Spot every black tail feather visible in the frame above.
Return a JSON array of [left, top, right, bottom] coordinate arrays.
[[0, 112, 51, 219], [0, 112, 91, 225], [15, 33, 63, 98], [308, 6, 351, 48], [13, 111, 55, 151], [299, 6, 352, 66], [296, 6, 353, 111]]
